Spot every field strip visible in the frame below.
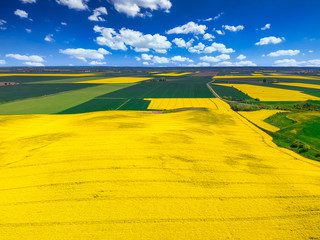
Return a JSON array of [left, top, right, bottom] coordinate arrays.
[[238, 110, 287, 132], [75, 77, 153, 84], [214, 75, 320, 80], [0, 73, 103, 77], [144, 98, 218, 110], [274, 82, 320, 89], [0, 83, 135, 115], [153, 72, 192, 76], [26, 76, 109, 84], [214, 83, 320, 101]]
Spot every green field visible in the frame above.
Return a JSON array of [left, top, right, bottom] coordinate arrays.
[[211, 84, 252, 100]]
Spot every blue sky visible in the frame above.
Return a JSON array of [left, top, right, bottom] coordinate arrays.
[[0, 0, 320, 67]]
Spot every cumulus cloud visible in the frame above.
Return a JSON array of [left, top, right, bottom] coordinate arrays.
[[24, 62, 44, 66], [236, 54, 246, 60], [204, 18, 212, 22], [188, 42, 205, 54], [14, 9, 32, 20], [59, 48, 111, 62], [25, 28, 32, 33], [166, 21, 207, 35], [255, 36, 284, 46], [61, 22, 67, 25], [108, 0, 172, 17], [152, 56, 169, 64], [20, 0, 36, 3], [200, 54, 230, 62], [94, 26, 171, 53], [44, 34, 54, 42], [6, 54, 44, 62], [214, 12, 223, 20], [261, 23, 271, 30], [216, 30, 225, 35], [203, 42, 235, 54], [191, 62, 210, 67], [274, 59, 306, 66], [0, 19, 7, 30], [222, 25, 244, 32], [172, 38, 194, 48], [171, 56, 193, 62], [89, 7, 108, 22], [216, 60, 256, 66], [268, 49, 300, 57], [203, 33, 215, 41], [56, 0, 89, 10], [308, 50, 313, 53], [307, 59, 320, 66], [89, 61, 106, 65], [141, 53, 153, 60], [0, 60, 6, 64]]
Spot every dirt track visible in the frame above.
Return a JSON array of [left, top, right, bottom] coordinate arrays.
[[0, 99, 320, 239]]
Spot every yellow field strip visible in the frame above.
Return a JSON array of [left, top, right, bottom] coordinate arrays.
[[0, 99, 320, 238], [274, 82, 320, 90], [214, 75, 320, 80], [214, 83, 320, 101], [153, 72, 192, 76], [145, 98, 218, 110], [238, 110, 287, 132], [0, 73, 103, 77], [75, 77, 152, 84]]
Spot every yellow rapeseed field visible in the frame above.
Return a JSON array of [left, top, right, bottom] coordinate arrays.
[[0, 73, 102, 77], [153, 72, 192, 76], [75, 77, 152, 84], [214, 83, 320, 101], [145, 98, 218, 110], [214, 75, 320, 80], [0, 99, 320, 239], [238, 110, 287, 132], [274, 82, 320, 90]]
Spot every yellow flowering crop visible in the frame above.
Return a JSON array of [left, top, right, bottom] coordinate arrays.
[[274, 82, 320, 90], [0, 73, 103, 77], [238, 109, 287, 132], [145, 98, 218, 109], [75, 77, 152, 84], [214, 75, 320, 80], [214, 83, 320, 101], [153, 72, 192, 76], [0, 99, 320, 238]]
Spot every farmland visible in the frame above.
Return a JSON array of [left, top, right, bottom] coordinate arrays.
[[0, 68, 320, 239]]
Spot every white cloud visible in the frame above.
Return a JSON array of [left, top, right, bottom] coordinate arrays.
[[0, 60, 6, 64], [135, 56, 141, 61], [261, 23, 271, 30], [268, 49, 300, 57], [24, 62, 44, 66], [14, 9, 32, 20], [6, 54, 44, 62], [152, 56, 169, 64], [193, 62, 210, 67], [236, 54, 246, 60], [216, 60, 256, 66], [94, 26, 171, 53], [200, 54, 230, 62], [25, 28, 32, 33], [171, 56, 193, 62], [0, 20, 7, 30], [166, 21, 207, 35], [255, 36, 284, 46], [274, 59, 306, 66], [204, 18, 212, 22], [203, 33, 215, 41], [203, 42, 235, 54], [61, 22, 67, 25], [141, 53, 153, 60], [222, 25, 244, 32], [307, 59, 320, 66], [20, 0, 36, 3], [108, 0, 172, 17], [216, 30, 225, 35], [214, 12, 223, 20], [59, 48, 111, 62], [44, 34, 54, 42], [188, 42, 205, 54], [89, 7, 108, 22], [56, 0, 89, 10], [308, 50, 313, 53], [234, 61, 256, 66], [172, 38, 194, 48], [143, 61, 149, 65], [89, 61, 106, 65]]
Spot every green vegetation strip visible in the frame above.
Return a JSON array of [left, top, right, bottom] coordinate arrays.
[[0, 83, 135, 115]]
